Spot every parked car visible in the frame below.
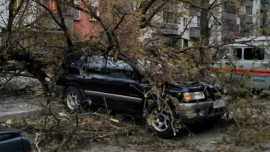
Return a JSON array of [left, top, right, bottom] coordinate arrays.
[[0, 125, 32, 152], [56, 51, 227, 139], [213, 36, 270, 90]]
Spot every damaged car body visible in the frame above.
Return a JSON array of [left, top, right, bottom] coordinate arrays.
[[0, 125, 32, 152], [56, 51, 227, 139]]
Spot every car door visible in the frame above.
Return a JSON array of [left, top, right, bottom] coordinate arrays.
[[102, 57, 144, 113], [214, 46, 243, 74], [78, 54, 109, 106], [240, 47, 270, 89]]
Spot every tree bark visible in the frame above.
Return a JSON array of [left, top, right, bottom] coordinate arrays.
[[199, 0, 210, 62]]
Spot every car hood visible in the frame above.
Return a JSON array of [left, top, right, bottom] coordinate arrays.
[[166, 82, 216, 96]]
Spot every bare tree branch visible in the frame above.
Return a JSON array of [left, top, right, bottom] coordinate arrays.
[[140, 0, 169, 28], [55, 1, 73, 50], [141, 0, 157, 14]]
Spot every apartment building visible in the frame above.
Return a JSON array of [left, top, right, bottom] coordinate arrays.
[[2, 0, 270, 48], [139, 1, 193, 48], [189, 0, 264, 42], [0, 0, 40, 30], [0, 1, 8, 30], [239, 0, 261, 37], [160, 1, 192, 47], [261, 0, 270, 35], [42, 0, 269, 43]]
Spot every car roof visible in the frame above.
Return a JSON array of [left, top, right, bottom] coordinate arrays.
[[223, 43, 249, 47]]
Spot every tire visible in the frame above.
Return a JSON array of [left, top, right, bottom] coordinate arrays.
[[64, 86, 87, 113], [146, 102, 174, 139], [252, 88, 262, 95], [204, 115, 222, 126]]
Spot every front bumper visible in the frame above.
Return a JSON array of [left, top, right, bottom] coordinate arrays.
[[178, 98, 227, 122]]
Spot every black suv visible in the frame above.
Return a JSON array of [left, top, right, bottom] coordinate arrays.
[[56, 51, 227, 139]]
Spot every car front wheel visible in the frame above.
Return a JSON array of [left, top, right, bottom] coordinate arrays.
[[146, 103, 174, 139], [64, 86, 85, 113]]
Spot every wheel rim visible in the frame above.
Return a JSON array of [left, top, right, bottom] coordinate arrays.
[[151, 110, 170, 132], [66, 91, 79, 110]]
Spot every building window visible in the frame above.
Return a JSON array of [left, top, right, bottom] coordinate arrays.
[[246, 6, 252, 15], [73, 0, 80, 19], [90, 6, 99, 21], [163, 11, 178, 24], [14, 0, 22, 8], [166, 37, 179, 48], [74, 9, 80, 19], [197, 16, 200, 26], [183, 39, 188, 47], [49, 0, 56, 11], [43, 0, 56, 11], [183, 17, 188, 27]]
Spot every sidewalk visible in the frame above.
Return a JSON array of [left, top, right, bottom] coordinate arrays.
[[0, 95, 44, 122]]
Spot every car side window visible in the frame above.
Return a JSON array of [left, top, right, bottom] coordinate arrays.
[[84, 55, 106, 73], [244, 48, 264, 60], [213, 47, 230, 60], [106, 58, 134, 78], [233, 48, 242, 60]]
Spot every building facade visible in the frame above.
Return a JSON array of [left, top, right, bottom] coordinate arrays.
[[72, 0, 101, 41], [1, 0, 270, 48], [189, 0, 265, 42]]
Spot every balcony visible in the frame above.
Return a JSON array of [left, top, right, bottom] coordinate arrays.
[[263, 19, 270, 27], [223, 2, 236, 14], [262, 0, 269, 4], [221, 12, 235, 21], [161, 24, 179, 35], [242, 0, 253, 6], [244, 15, 253, 24], [248, 16, 253, 23], [221, 29, 232, 38]]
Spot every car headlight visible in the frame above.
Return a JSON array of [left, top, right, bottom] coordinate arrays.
[[183, 92, 205, 102]]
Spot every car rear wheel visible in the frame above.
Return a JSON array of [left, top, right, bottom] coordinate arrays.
[[146, 103, 174, 139], [64, 86, 85, 113]]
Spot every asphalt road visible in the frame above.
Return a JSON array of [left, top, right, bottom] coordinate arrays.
[[0, 95, 44, 122]]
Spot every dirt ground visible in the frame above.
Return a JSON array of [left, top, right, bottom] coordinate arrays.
[[21, 114, 230, 152], [5, 95, 266, 152], [9, 99, 266, 152]]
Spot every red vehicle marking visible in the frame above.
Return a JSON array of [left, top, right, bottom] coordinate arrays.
[[213, 67, 270, 76]]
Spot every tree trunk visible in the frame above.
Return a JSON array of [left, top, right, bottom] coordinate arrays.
[[199, 0, 210, 62]]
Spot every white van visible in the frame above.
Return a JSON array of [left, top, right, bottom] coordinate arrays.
[[213, 36, 270, 90]]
